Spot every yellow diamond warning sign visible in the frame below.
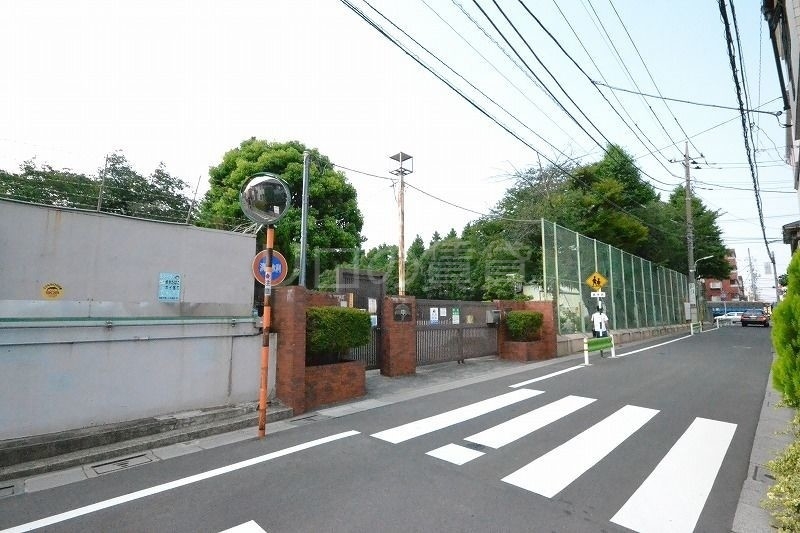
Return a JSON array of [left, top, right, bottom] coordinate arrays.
[[585, 272, 608, 290]]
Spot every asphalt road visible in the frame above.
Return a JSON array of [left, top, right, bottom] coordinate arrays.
[[0, 326, 774, 533]]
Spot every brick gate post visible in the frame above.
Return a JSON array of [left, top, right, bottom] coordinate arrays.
[[380, 295, 416, 376]]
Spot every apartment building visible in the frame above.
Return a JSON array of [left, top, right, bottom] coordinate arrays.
[[701, 249, 744, 302]]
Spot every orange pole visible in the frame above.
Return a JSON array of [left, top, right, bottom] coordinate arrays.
[[258, 225, 275, 438]]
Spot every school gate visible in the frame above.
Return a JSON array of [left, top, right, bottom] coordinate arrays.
[[415, 299, 498, 365]]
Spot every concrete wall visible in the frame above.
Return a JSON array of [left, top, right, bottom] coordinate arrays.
[[0, 199, 254, 308], [0, 200, 269, 440], [556, 324, 691, 357]]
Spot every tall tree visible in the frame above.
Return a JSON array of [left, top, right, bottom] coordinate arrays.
[[196, 139, 364, 286], [405, 235, 427, 297], [664, 187, 731, 279]]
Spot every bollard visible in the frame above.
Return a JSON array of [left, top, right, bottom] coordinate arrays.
[[583, 337, 590, 366]]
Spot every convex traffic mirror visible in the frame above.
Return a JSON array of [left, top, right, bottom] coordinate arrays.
[[240, 173, 291, 225]]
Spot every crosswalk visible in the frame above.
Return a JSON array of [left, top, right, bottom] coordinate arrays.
[[370, 387, 736, 533]]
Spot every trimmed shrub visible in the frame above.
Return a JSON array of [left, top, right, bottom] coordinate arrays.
[[306, 307, 371, 366], [505, 310, 543, 342], [773, 250, 800, 407]]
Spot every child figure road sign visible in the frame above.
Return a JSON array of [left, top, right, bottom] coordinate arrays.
[[585, 272, 608, 291]]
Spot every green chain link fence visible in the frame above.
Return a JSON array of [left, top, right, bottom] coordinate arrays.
[[538, 219, 689, 335]]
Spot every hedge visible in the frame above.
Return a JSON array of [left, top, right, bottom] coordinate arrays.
[[505, 310, 543, 342], [306, 306, 371, 366]]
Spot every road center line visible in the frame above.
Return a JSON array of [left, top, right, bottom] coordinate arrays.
[[1, 431, 360, 533]]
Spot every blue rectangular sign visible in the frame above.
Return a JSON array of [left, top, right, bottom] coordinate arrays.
[[158, 272, 181, 302]]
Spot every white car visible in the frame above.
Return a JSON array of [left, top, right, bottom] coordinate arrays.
[[718, 311, 743, 324]]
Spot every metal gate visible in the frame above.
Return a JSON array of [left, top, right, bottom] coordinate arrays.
[[416, 300, 497, 366], [338, 268, 385, 370]]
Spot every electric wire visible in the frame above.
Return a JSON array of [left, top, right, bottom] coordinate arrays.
[[583, 0, 683, 158], [515, 0, 684, 186], [548, 0, 682, 177], [606, 0, 704, 156], [358, 0, 593, 168], [718, 0, 772, 261], [341, 0, 688, 236], [422, 0, 592, 156]]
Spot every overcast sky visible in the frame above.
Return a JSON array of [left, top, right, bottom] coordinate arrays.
[[2, 1, 796, 300]]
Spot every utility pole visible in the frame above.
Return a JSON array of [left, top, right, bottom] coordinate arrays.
[[770, 250, 781, 303], [684, 142, 696, 317], [390, 152, 413, 296]]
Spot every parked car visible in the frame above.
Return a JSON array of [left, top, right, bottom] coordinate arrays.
[[741, 309, 770, 327], [722, 311, 743, 323]]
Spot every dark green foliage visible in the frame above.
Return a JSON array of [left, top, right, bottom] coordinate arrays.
[[505, 310, 543, 342], [306, 307, 371, 366], [772, 251, 800, 406], [0, 155, 192, 222], [196, 139, 364, 287]]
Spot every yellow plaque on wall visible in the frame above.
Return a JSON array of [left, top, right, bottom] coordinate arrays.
[[41, 283, 64, 299]]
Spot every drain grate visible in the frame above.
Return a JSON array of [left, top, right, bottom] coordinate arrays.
[[0, 485, 15, 498], [92, 454, 153, 475], [291, 414, 331, 425]]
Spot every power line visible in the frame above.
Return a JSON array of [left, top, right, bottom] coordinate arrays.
[[340, 0, 685, 237], [475, 0, 682, 195], [548, 0, 680, 177], [516, 0, 684, 186], [427, 0, 592, 156], [718, 0, 773, 262], [592, 81, 783, 117], [583, 0, 683, 157], [605, 0, 704, 156]]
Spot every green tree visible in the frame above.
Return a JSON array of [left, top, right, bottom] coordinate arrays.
[[196, 139, 364, 286], [0, 155, 191, 222], [0, 161, 98, 208], [772, 250, 800, 406], [568, 146, 655, 252], [663, 187, 731, 279], [405, 235, 427, 296], [422, 236, 480, 300]]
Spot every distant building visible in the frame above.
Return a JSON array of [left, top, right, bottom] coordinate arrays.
[[701, 249, 744, 302], [763, 1, 800, 251]]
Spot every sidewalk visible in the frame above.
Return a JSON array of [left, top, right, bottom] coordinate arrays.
[[1, 337, 794, 533]]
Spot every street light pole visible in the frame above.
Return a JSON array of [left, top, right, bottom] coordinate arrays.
[[390, 152, 413, 296]]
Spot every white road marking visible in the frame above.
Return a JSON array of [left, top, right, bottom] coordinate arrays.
[[1, 431, 360, 533], [502, 405, 658, 498], [610, 417, 737, 533], [614, 335, 692, 358], [509, 365, 584, 387], [465, 395, 596, 449], [219, 520, 268, 533], [371, 389, 543, 444], [426, 444, 485, 465]]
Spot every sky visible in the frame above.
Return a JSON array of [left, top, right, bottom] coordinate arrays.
[[2, 0, 797, 302]]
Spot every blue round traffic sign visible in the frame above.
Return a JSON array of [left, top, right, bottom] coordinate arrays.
[[252, 250, 288, 286]]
